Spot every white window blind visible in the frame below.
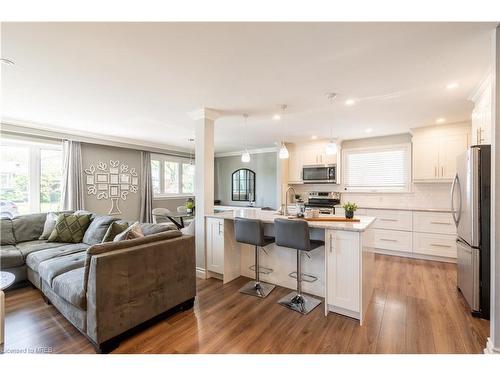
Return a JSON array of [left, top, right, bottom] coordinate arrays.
[[343, 144, 410, 192]]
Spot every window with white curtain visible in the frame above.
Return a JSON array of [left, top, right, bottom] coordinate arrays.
[[0, 137, 63, 215], [151, 153, 195, 198], [342, 144, 410, 192]]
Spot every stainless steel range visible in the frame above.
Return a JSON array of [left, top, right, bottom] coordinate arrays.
[[304, 191, 341, 215]]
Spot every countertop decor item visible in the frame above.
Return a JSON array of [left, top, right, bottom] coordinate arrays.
[[342, 201, 358, 219]]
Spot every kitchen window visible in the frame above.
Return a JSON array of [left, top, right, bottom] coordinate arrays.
[[342, 144, 410, 192], [0, 138, 63, 216], [151, 154, 195, 198]]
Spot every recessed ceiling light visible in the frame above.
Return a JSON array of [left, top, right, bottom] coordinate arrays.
[[273, 114, 281, 121], [436, 118, 446, 124], [345, 99, 356, 106], [311, 135, 317, 140], [446, 82, 459, 90], [365, 128, 373, 134], [0, 58, 15, 66]]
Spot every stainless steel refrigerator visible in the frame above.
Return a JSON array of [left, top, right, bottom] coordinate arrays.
[[450, 144, 490, 319]]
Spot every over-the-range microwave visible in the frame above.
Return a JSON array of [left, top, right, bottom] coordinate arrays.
[[302, 164, 337, 183]]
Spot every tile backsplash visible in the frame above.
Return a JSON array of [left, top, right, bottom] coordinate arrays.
[[292, 183, 452, 209]]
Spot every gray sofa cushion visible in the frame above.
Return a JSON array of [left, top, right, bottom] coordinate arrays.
[[140, 222, 176, 236], [15, 240, 69, 258], [12, 213, 47, 243], [38, 252, 86, 287], [0, 245, 24, 268], [51, 268, 86, 308], [26, 243, 89, 272], [1, 218, 16, 245], [82, 215, 117, 245]]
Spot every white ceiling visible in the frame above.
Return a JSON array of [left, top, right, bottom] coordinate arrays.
[[1, 22, 496, 153]]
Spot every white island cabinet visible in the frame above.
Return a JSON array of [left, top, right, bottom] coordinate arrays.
[[205, 210, 375, 325], [325, 228, 374, 323]]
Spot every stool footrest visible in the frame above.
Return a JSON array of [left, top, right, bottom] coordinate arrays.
[[249, 265, 274, 275], [287, 272, 318, 283]]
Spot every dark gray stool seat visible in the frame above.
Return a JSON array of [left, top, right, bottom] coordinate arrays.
[[234, 217, 276, 298], [275, 218, 323, 314]]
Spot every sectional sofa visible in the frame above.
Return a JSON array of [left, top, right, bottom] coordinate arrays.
[[0, 211, 196, 353]]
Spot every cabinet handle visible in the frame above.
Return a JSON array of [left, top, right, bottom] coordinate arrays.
[[218, 222, 222, 235], [380, 238, 398, 242], [434, 166, 437, 178], [380, 218, 398, 222], [430, 243, 452, 248], [430, 221, 451, 225], [441, 166, 444, 177], [329, 233, 333, 253], [477, 129, 480, 144]]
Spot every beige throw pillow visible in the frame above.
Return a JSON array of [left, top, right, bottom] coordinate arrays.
[[39, 212, 59, 240], [113, 221, 144, 242]]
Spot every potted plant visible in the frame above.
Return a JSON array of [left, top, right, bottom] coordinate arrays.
[[342, 202, 358, 219], [186, 198, 195, 214], [294, 194, 303, 203]]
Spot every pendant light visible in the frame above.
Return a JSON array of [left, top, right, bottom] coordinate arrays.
[[325, 93, 338, 156], [278, 104, 289, 159], [187, 138, 194, 165], [241, 114, 251, 163]]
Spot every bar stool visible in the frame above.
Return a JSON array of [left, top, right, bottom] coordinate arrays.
[[234, 217, 276, 298], [274, 218, 323, 314]]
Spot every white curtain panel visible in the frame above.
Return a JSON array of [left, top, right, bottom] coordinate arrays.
[[140, 151, 153, 223], [60, 140, 85, 211]]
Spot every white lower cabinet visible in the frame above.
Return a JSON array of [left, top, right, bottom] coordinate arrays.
[[373, 228, 412, 253], [206, 218, 224, 273], [412, 232, 457, 258], [326, 230, 360, 314], [364, 209, 457, 261]]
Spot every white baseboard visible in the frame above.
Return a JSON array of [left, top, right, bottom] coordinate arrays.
[[196, 267, 206, 279], [484, 337, 500, 354], [374, 248, 457, 263]]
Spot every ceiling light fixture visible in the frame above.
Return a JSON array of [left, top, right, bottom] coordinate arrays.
[[278, 105, 289, 159], [241, 114, 251, 163], [345, 99, 356, 106], [436, 118, 446, 124], [325, 93, 338, 156], [0, 58, 15, 66], [311, 135, 317, 140], [446, 82, 459, 90], [365, 128, 373, 134], [273, 114, 281, 121]]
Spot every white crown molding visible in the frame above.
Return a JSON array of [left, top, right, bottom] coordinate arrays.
[[215, 147, 278, 158], [188, 108, 222, 121], [1, 119, 191, 156]]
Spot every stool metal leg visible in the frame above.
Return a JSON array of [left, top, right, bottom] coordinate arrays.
[[239, 245, 275, 298], [278, 249, 321, 314]]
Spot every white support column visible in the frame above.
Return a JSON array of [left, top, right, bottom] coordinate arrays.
[[190, 108, 220, 279], [487, 25, 500, 354]]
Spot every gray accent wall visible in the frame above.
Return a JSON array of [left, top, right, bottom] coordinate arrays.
[[215, 152, 278, 209], [81, 143, 188, 221]]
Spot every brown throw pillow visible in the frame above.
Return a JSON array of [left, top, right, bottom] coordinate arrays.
[[102, 221, 129, 243], [47, 213, 92, 243], [113, 222, 144, 242]]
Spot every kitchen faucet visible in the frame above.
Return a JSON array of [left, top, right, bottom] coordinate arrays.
[[284, 186, 296, 216]]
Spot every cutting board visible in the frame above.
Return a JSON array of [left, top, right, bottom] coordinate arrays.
[[304, 217, 360, 223]]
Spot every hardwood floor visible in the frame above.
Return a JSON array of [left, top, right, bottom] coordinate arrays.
[[2, 254, 489, 354]]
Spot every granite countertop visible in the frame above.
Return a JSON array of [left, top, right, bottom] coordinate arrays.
[[334, 205, 452, 213], [206, 209, 376, 232]]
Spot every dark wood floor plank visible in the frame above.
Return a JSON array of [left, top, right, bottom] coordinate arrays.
[[3, 254, 490, 354]]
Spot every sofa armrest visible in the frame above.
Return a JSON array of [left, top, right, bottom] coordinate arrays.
[[85, 234, 195, 345]]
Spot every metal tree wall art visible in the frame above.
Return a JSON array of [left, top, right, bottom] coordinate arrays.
[[84, 160, 139, 215]]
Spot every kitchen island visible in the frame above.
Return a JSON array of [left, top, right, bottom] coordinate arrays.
[[205, 210, 376, 324]]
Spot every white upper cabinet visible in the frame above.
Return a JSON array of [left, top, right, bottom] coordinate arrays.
[[412, 124, 470, 182], [288, 141, 338, 183], [470, 74, 493, 146]]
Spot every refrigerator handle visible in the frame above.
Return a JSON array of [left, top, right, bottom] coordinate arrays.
[[451, 173, 461, 227]]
